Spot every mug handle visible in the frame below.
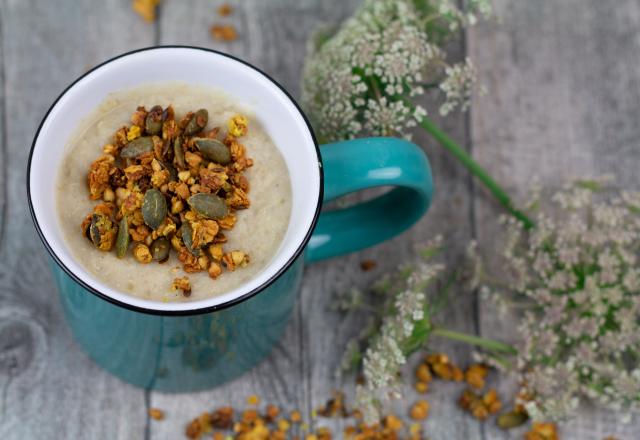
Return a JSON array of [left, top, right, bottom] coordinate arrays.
[[305, 137, 434, 263]]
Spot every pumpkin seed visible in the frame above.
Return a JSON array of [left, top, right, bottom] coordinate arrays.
[[142, 188, 167, 230], [188, 193, 228, 219], [193, 138, 231, 165], [115, 216, 129, 258], [89, 214, 103, 247], [145, 105, 163, 135], [181, 221, 202, 256], [89, 213, 115, 249], [120, 136, 153, 158], [497, 411, 528, 430], [174, 137, 186, 169], [150, 237, 170, 262], [184, 108, 208, 135]]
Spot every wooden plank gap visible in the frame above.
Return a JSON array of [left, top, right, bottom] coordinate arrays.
[[0, 5, 7, 248]]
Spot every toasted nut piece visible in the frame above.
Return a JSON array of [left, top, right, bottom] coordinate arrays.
[[208, 262, 222, 279], [171, 197, 184, 214], [103, 188, 115, 202], [171, 276, 191, 296], [415, 381, 429, 393], [208, 244, 223, 261], [127, 125, 142, 141], [210, 24, 237, 41], [415, 363, 432, 383], [384, 414, 403, 430], [132, 243, 152, 263], [170, 234, 183, 251], [409, 400, 430, 420], [178, 170, 191, 182], [198, 255, 210, 270], [103, 143, 117, 155], [151, 158, 162, 172], [227, 115, 248, 137], [289, 411, 302, 423], [174, 182, 190, 200], [148, 408, 165, 420], [185, 151, 203, 168], [88, 156, 114, 200], [265, 404, 280, 421]]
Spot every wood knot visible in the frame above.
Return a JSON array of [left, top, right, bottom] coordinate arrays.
[[0, 321, 34, 376]]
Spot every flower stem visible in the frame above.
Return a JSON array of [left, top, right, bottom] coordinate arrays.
[[431, 327, 517, 355], [416, 114, 535, 229]]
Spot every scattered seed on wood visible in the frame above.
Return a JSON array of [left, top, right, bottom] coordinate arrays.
[[210, 24, 237, 41]]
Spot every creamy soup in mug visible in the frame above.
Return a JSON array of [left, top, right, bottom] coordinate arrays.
[[56, 82, 292, 301]]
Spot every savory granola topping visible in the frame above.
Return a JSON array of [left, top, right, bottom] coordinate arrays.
[[82, 105, 253, 297]]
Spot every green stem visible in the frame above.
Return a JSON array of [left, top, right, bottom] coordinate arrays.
[[417, 114, 535, 229], [431, 327, 517, 355]]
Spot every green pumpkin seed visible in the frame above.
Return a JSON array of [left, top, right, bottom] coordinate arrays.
[[188, 193, 228, 219], [497, 411, 528, 430], [115, 216, 129, 258], [150, 237, 170, 262], [142, 188, 167, 230], [120, 136, 154, 158], [174, 137, 186, 169], [193, 138, 231, 165], [145, 105, 163, 135], [89, 214, 103, 247], [181, 222, 202, 256], [184, 109, 208, 135], [89, 213, 114, 249]]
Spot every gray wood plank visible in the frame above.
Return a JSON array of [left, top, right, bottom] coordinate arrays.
[[150, 1, 483, 439], [0, 0, 154, 438], [300, 53, 484, 440], [0, 4, 5, 247], [469, 0, 640, 439], [149, 1, 363, 438], [6, 0, 640, 439]]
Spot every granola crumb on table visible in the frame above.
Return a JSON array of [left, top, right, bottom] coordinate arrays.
[[148, 407, 165, 421], [173, 351, 569, 439], [210, 24, 238, 41], [132, 0, 160, 22], [217, 3, 233, 16], [81, 105, 253, 297]]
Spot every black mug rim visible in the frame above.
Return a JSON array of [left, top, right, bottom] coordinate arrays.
[[26, 45, 324, 316]]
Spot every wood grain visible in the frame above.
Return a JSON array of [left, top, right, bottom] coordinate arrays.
[[1, 0, 639, 438], [0, 3, 5, 246], [0, 0, 154, 438], [469, 0, 640, 438]]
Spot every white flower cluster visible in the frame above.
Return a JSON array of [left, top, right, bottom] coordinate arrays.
[[435, 0, 492, 30], [301, 0, 489, 142], [356, 258, 444, 423], [497, 178, 640, 421], [438, 57, 479, 116]]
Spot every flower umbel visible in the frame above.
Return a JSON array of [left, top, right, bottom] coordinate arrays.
[[485, 177, 640, 421], [355, 254, 445, 423], [302, 0, 488, 141], [302, 0, 535, 228], [339, 237, 512, 424]]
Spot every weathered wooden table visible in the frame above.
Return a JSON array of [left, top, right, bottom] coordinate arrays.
[[1, 0, 639, 438]]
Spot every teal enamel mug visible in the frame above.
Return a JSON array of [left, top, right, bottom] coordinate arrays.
[[27, 46, 433, 391]]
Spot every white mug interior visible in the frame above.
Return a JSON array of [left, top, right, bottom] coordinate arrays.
[[28, 47, 321, 314]]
